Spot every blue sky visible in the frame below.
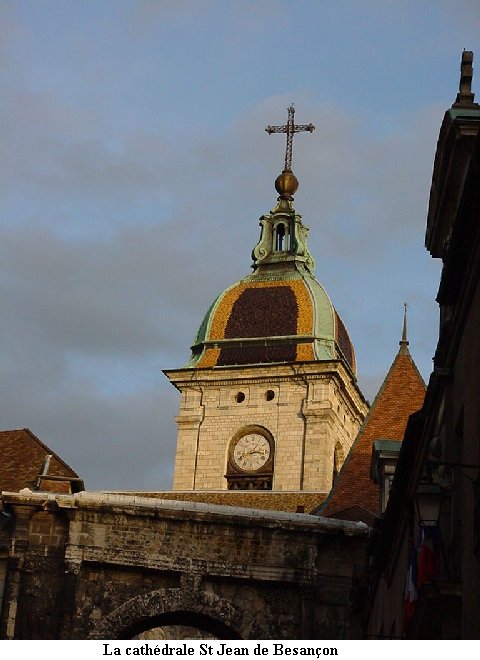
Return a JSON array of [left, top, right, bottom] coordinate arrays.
[[1, 1, 479, 489]]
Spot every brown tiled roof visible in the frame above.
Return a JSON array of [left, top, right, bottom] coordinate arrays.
[[324, 505, 378, 528], [335, 311, 356, 373], [319, 347, 426, 524], [192, 276, 356, 374], [108, 490, 328, 514], [0, 428, 81, 494], [218, 342, 297, 366], [224, 286, 298, 339]]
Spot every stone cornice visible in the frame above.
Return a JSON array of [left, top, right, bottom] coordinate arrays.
[[1, 491, 370, 537], [165, 361, 368, 418]]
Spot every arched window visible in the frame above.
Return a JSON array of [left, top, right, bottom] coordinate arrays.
[[275, 223, 285, 251], [274, 222, 290, 252]]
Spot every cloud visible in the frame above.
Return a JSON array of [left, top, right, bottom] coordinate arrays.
[[0, 90, 168, 205], [1, 358, 178, 490], [0, 89, 443, 489], [128, 0, 215, 28], [2, 0, 461, 492], [436, 0, 480, 34]]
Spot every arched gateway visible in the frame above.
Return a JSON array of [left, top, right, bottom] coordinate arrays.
[[88, 588, 243, 640], [0, 490, 369, 639]]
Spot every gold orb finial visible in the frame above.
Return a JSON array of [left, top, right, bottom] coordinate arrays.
[[275, 169, 299, 200]]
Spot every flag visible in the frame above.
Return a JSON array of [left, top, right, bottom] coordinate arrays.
[[417, 525, 441, 589], [403, 544, 418, 634]]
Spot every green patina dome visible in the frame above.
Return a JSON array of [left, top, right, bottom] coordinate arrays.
[[186, 175, 356, 375], [188, 267, 356, 374]]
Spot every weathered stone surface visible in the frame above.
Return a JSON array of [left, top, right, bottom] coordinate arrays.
[[167, 363, 368, 493], [0, 491, 369, 640]]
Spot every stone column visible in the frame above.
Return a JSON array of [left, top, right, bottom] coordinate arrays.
[[173, 412, 204, 490], [0, 503, 38, 639], [300, 586, 316, 639], [57, 558, 82, 639], [302, 407, 335, 491]]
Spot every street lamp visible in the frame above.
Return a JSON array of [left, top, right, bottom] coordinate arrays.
[[414, 484, 442, 527]]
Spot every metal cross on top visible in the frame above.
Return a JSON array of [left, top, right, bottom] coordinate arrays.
[[266, 105, 315, 172]]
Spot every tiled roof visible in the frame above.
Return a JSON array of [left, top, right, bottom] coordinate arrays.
[[0, 428, 81, 494], [105, 490, 328, 514], [189, 272, 356, 374], [319, 347, 426, 524]]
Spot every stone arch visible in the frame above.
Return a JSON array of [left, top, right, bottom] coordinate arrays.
[[88, 588, 246, 640]]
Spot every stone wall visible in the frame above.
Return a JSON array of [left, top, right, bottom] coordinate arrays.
[[168, 362, 367, 493], [0, 491, 370, 640]]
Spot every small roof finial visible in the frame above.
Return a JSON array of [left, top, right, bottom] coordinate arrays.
[[399, 302, 410, 355], [454, 50, 476, 107], [266, 105, 315, 200]]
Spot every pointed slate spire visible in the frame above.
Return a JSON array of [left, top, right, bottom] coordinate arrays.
[[399, 302, 410, 355], [318, 316, 426, 525]]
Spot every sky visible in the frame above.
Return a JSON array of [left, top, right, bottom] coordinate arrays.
[[1, 1, 479, 491]]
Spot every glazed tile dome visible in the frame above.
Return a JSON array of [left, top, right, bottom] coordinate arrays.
[[187, 195, 357, 375]]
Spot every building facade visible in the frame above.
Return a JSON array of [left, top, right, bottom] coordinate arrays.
[[0, 83, 453, 638], [166, 113, 368, 494], [367, 50, 480, 640]]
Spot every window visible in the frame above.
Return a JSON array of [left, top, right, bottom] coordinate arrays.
[[274, 222, 290, 252], [275, 223, 286, 251], [333, 442, 344, 482]]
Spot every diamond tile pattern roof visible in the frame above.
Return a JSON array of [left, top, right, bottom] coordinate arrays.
[[189, 273, 356, 373], [319, 349, 426, 524]]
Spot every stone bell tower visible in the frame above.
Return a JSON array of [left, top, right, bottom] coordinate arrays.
[[164, 106, 368, 493]]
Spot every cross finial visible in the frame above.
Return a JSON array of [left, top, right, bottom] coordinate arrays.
[[266, 105, 315, 173]]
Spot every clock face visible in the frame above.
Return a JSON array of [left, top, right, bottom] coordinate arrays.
[[233, 433, 271, 471]]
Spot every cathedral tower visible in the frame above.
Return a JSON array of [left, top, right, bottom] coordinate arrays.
[[164, 107, 368, 493]]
